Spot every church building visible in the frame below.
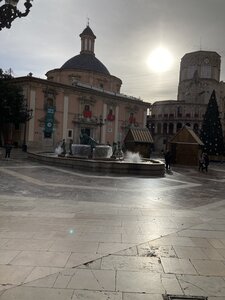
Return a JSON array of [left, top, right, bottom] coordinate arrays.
[[13, 25, 150, 149]]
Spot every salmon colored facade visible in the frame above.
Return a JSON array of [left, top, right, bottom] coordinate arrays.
[[12, 25, 150, 149]]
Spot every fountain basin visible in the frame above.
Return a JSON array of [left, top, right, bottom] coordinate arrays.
[[71, 144, 91, 158], [27, 151, 165, 177]]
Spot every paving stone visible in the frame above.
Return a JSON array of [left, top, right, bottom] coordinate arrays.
[[53, 273, 71, 288], [161, 257, 197, 275], [0, 286, 74, 300], [0, 238, 53, 251], [67, 269, 115, 290], [173, 246, 209, 259], [9, 250, 71, 267], [101, 255, 163, 272], [97, 242, 135, 254], [65, 253, 102, 268], [78, 258, 102, 270], [191, 259, 225, 276], [114, 246, 138, 256], [138, 244, 177, 258], [177, 274, 225, 297], [49, 240, 99, 253], [72, 290, 122, 300], [208, 239, 225, 249], [149, 236, 196, 247], [24, 273, 58, 287], [123, 293, 163, 300], [0, 250, 20, 264], [116, 271, 181, 294], [0, 265, 33, 285]]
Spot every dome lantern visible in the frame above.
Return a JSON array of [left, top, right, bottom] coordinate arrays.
[[79, 25, 96, 55]]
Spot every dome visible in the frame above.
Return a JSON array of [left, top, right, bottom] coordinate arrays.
[[61, 53, 110, 75]]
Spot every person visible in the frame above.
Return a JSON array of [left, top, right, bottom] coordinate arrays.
[[164, 150, 172, 170], [198, 154, 204, 172], [5, 141, 12, 159], [61, 139, 66, 155], [69, 139, 73, 155], [203, 153, 209, 172]]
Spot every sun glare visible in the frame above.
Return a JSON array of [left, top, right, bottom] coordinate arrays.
[[147, 47, 173, 73]]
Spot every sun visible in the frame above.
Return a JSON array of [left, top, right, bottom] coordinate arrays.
[[147, 47, 173, 73]]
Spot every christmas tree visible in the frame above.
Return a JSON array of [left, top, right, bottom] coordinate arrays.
[[200, 90, 225, 156]]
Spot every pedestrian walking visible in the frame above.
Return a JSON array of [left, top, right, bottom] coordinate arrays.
[[198, 153, 204, 172], [5, 141, 12, 159], [61, 139, 66, 155], [69, 139, 73, 155], [164, 150, 172, 170], [203, 153, 209, 172]]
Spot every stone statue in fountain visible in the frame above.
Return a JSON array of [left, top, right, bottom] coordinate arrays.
[[111, 141, 123, 160], [80, 130, 98, 149]]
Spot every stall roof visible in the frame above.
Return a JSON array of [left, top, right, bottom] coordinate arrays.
[[125, 128, 154, 143], [170, 125, 204, 145]]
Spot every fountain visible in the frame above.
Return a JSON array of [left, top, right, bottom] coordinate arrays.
[[124, 151, 142, 163], [71, 144, 91, 158], [55, 145, 63, 156], [28, 137, 165, 176], [93, 145, 112, 159]]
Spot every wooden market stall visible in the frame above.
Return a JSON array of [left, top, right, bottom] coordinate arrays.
[[124, 128, 154, 158], [169, 125, 204, 166]]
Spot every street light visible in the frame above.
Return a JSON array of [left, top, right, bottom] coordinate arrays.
[[96, 116, 105, 144], [22, 104, 33, 152], [0, 0, 33, 31]]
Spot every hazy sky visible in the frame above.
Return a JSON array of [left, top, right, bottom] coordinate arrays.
[[1, 0, 225, 103]]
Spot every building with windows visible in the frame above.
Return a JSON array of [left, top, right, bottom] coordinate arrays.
[[148, 50, 225, 151], [12, 25, 150, 149]]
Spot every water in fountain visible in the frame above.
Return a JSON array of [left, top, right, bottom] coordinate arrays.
[[124, 151, 142, 163], [71, 144, 91, 158], [55, 145, 63, 155], [93, 145, 112, 159]]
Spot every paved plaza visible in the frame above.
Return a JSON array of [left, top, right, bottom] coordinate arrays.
[[0, 149, 225, 299]]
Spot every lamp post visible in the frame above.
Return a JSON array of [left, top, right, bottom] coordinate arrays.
[[22, 104, 33, 152], [0, 0, 33, 31], [96, 116, 105, 144]]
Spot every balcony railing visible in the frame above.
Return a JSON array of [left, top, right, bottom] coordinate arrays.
[[73, 113, 100, 125]]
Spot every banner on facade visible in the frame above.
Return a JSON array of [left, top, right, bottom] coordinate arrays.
[[44, 107, 55, 136]]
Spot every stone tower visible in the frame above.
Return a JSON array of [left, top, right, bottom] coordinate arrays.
[[177, 51, 221, 104]]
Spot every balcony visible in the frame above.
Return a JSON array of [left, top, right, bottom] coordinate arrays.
[[73, 113, 100, 126], [120, 120, 139, 129]]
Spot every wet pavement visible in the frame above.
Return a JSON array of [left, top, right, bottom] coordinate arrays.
[[0, 149, 225, 299]]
